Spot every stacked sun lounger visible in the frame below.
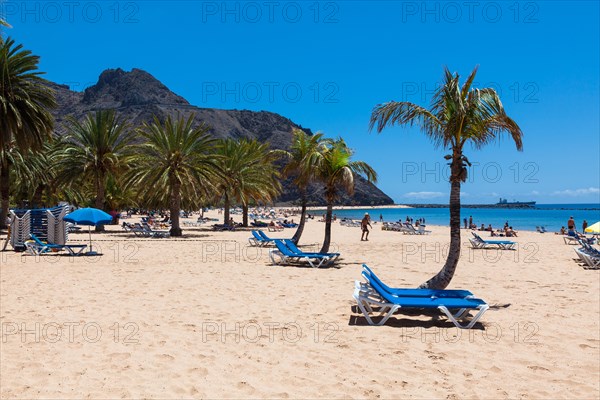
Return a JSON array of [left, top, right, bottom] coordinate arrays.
[[562, 231, 594, 245], [141, 222, 170, 238], [340, 219, 361, 227], [122, 222, 169, 238], [269, 239, 340, 268], [574, 240, 600, 269], [469, 232, 516, 250], [381, 222, 410, 233], [353, 265, 489, 329]]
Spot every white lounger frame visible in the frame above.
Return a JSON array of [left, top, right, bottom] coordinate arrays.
[[353, 286, 489, 329], [469, 237, 516, 250], [269, 249, 332, 268]]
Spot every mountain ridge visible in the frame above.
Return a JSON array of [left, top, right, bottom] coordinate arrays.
[[49, 68, 394, 206]]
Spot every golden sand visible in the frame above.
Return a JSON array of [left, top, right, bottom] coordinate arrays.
[[1, 211, 599, 398]]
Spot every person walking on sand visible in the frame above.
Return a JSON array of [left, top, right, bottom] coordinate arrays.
[[361, 213, 372, 241], [379, 213, 383, 222], [582, 220, 588, 233]]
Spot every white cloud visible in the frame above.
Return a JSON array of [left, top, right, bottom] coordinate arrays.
[[484, 192, 500, 198], [402, 191, 444, 199], [552, 187, 600, 197]]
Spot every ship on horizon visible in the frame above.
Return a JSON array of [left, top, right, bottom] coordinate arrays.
[[496, 198, 537, 207]]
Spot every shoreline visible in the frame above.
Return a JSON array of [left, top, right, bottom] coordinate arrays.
[[305, 204, 412, 211]]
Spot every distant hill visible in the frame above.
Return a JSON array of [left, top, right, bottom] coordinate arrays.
[[49, 68, 394, 206]]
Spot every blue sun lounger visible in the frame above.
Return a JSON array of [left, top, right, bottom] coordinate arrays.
[[269, 239, 336, 268], [25, 234, 87, 256], [360, 265, 474, 298], [282, 239, 340, 261], [469, 232, 516, 250], [248, 230, 269, 246], [248, 230, 290, 246], [353, 271, 489, 329], [258, 230, 288, 242]]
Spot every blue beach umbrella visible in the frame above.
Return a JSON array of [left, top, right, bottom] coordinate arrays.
[[64, 208, 112, 254]]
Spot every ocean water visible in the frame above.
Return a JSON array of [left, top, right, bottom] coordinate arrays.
[[326, 204, 600, 232]]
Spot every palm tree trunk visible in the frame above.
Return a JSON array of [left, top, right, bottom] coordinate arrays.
[[319, 200, 333, 254], [242, 203, 249, 227], [32, 183, 45, 208], [420, 161, 462, 289], [169, 180, 182, 236], [94, 174, 106, 232], [292, 194, 307, 244], [223, 192, 230, 225], [0, 162, 10, 230]]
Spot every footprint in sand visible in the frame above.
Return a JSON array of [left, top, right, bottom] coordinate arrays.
[[108, 352, 131, 361], [236, 381, 258, 394], [579, 343, 596, 349], [187, 367, 208, 376], [528, 365, 550, 372], [156, 353, 175, 361]]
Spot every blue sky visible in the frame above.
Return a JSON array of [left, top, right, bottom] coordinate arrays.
[[2, 0, 599, 204]]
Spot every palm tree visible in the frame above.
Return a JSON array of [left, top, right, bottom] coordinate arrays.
[[282, 129, 329, 244], [370, 66, 523, 289], [0, 19, 10, 44], [214, 138, 282, 226], [126, 114, 219, 237], [3, 141, 53, 209], [0, 38, 56, 228], [315, 138, 377, 254], [54, 110, 133, 214]]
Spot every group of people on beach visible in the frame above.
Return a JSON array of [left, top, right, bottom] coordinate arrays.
[[464, 216, 518, 237], [559, 217, 590, 237]]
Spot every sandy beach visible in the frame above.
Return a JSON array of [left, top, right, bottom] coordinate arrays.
[[1, 210, 599, 399]]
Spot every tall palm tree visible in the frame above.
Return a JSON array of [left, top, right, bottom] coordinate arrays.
[[214, 138, 282, 226], [370, 66, 523, 289], [0, 19, 10, 44], [126, 114, 219, 237], [282, 129, 329, 244], [315, 138, 377, 254], [0, 37, 55, 228], [4, 141, 53, 209], [54, 110, 133, 214]]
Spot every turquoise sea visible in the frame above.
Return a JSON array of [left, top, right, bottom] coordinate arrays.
[[327, 204, 600, 232]]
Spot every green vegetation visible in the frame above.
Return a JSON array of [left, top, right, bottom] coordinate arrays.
[[0, 36, 378, 245], [370, 66, 523, 289]]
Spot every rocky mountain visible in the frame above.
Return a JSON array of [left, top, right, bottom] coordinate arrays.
[[49, 68, 394, 206]]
